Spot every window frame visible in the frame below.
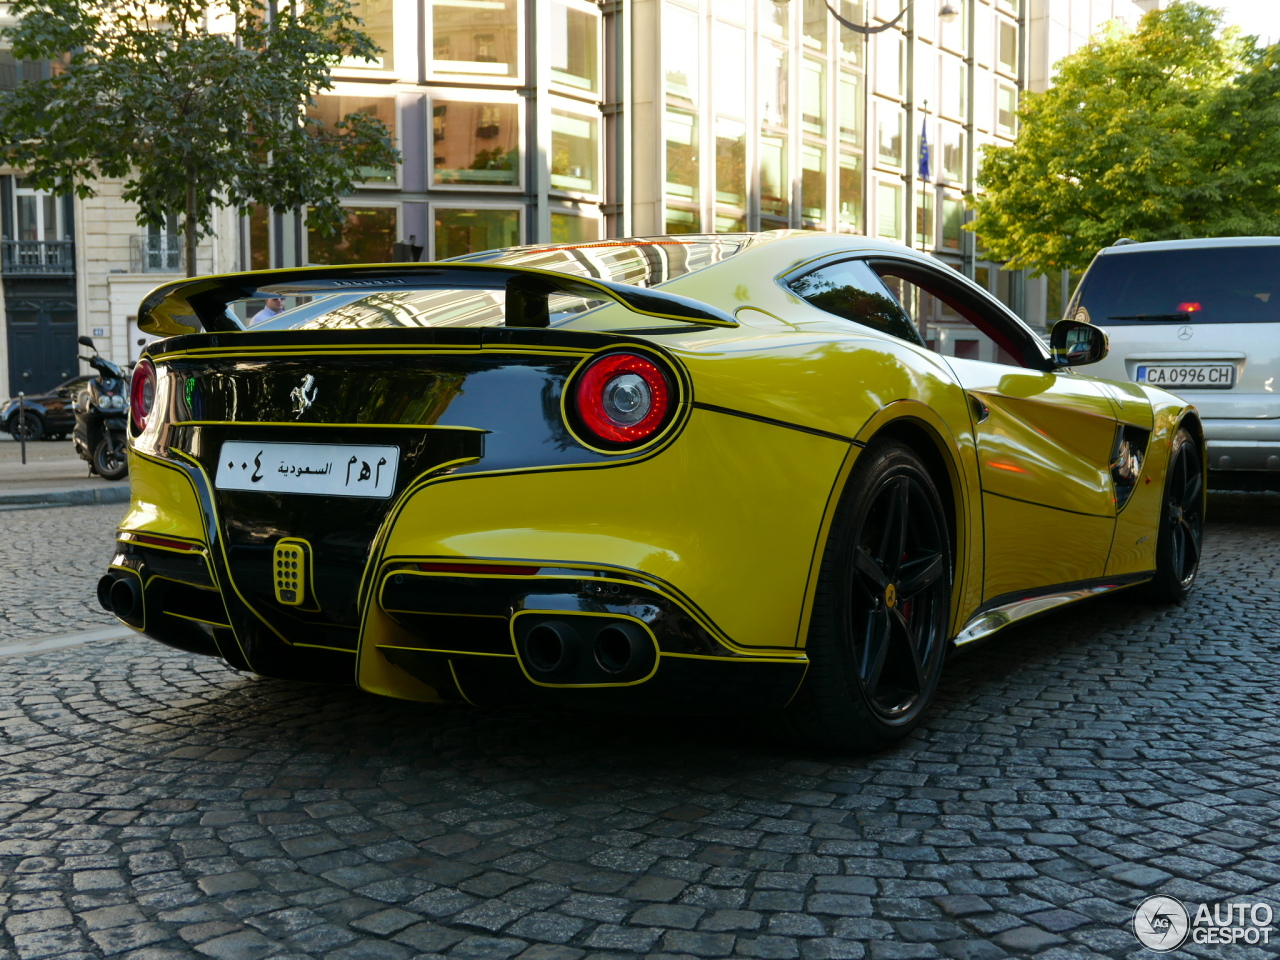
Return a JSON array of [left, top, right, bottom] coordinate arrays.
[[429, 201, 525, 260], [549, 0, 603, 99], [332, 0, 408, 79], [427, 0, 525, 85], [866, 256, 1053, 369], [308, 86, 403, 190], [548, 99, 603, 200], [303, 200, 403, 266], [427, 92, 525, 193]]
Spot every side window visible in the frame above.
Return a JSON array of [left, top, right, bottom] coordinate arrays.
[[786, 259, 924, 345], [875, 266, 1030, 367]]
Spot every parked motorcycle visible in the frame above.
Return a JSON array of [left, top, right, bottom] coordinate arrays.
[[72, 335, 129, 481]]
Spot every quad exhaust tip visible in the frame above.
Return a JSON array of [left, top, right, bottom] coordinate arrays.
[[516, 616, 655, 685]]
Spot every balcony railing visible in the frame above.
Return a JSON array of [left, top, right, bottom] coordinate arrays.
[[0, 239, 75, 276], [129, 234, 184, 273]]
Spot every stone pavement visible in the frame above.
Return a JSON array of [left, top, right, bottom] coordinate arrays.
[[0, 494, 1278, 960]]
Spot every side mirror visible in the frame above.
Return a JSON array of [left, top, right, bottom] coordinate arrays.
[[1050, 319, 1108, 366], [77, 335, 95, 348]]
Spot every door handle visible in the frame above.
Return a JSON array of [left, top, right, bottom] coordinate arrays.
[[967, 392, 990, 424]]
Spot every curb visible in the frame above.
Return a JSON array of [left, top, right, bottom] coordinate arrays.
[[0, 485, 131, 508]]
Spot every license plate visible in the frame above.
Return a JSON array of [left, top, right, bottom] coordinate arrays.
[[1135, 363, 1236, 389], [215, 441, 399, 497]]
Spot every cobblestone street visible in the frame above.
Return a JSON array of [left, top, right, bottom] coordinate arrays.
[[1, 494, 1278, 960]]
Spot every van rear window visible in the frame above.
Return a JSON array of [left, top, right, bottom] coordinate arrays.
[[1074, 247, 1280, 325]]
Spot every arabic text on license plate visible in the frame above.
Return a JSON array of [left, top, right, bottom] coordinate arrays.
[[215, 441, 399, 498], [1136, 364, 1235, 388]]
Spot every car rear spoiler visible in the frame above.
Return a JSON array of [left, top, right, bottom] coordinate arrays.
[[137, 262, 740, 338]]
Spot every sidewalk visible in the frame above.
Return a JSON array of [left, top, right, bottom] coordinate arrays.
[[0, 437, 130, 507]]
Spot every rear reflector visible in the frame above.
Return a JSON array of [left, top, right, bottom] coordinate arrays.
[[131, 534, 199, 551]]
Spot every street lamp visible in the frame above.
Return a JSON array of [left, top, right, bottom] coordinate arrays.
[[772, 0, 960, 35]]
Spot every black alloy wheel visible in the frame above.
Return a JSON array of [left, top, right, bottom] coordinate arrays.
[[8, 412, 44, 442], [1139, 426, 1205, 603], [788, 438, 952, 752]]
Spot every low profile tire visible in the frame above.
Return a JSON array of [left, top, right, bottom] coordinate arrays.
[[93, 435, 129, 481], [8, 413, 43, 442], [787, 438, 952, 753], [1137, 426, 1205, 604]]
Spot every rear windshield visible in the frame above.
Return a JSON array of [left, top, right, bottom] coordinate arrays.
[[246, 237, 753, 331], [1073, 246, 1280, 325]]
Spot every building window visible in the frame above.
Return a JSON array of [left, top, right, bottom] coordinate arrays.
[[666, 204, 699, 235], [550, 108, 599, 195], [551, 211, 600, 243], [944, 58, 967, 119], [802, 0, 828, 52], [997, 83, 1017, 134], [760, 41, 789, 128], [876, 32, 903, 98], [942, 125, 965, 182], [942, 195, 963, 250], [839, 153, 863, 231], [801, 145, 827, 225], [916, 46, 936, 107], [713, 22, 747, 118], [838, 0, 865, 63], [876, 104, 903, 167], [307, 94, 398, 184], [664, 4, 700, 106], [716, 211, 748, 232], [249, 204, 269, 271], [715, 118, 747, 207], [759, 0, 789, 40], [802, 58, 826, 136], [839, 71, 862, 147], [550, 0, 599, 94], [434, 206, 520, 258], [998, 19, 1017, 75], [307, 205, 398, 264], [431, 99, 520, 187], [916, 188, 934, 248], [760, 134, 790, 226], [941, 0, 966, 54], [876, 180, 902, 240], [342, 0, 395, 70], [432, 0, 519, 79], [665, 108, 699, 202]]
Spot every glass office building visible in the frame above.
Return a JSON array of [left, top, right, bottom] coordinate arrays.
[[248, 0, 1029, 313]]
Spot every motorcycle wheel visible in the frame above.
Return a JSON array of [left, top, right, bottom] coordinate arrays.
[[93, 435, 129, 481]]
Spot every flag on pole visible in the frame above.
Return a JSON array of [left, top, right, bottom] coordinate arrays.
[[918, 116, 932, 182]]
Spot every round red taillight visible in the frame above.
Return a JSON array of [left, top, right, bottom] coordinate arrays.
[[572, 352, 673, 447], [131, 359, 156, 431]]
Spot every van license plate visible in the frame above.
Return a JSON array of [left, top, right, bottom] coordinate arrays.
[[1135, 364, 1235, 389]]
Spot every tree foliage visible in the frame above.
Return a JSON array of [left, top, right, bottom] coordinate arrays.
[[969, 2, 1280, 276], [0, 0, 401, 275]]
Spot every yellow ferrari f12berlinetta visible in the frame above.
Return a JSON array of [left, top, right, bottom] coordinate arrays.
[[102, 233, 1205, 751]]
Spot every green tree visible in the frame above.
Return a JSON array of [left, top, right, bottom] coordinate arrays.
[[0, 0, 401, 276], [969, 2, 1280, 276]]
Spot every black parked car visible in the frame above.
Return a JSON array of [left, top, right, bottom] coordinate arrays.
[[1, 374, 93, 441]]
